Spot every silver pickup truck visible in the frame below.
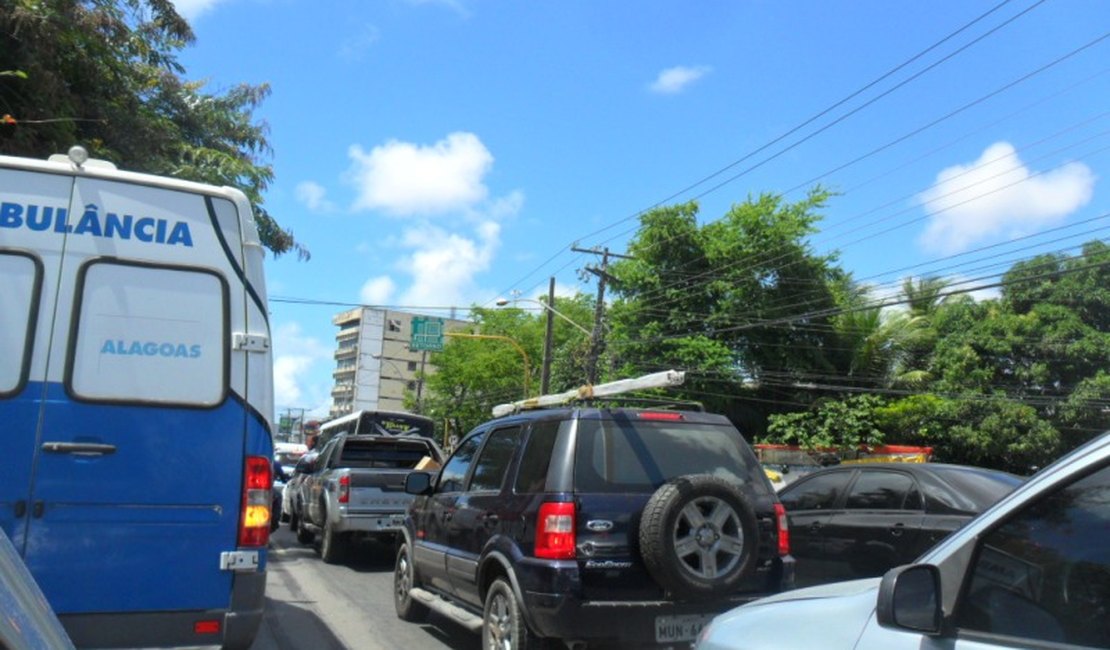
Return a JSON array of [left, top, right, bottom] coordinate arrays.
[[291, 433, 443, 563]]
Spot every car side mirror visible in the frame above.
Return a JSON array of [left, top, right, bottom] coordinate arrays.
[[876, 564, 942, 635], [405, 471, 433, 495]]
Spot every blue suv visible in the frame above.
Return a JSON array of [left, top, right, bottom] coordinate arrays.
[[393, 396, 794, 649]]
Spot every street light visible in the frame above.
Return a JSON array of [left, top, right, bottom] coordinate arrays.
[[495, 296, 591, 335]]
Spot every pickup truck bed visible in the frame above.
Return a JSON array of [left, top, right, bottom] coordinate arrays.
[[292, 434, 443, 563]]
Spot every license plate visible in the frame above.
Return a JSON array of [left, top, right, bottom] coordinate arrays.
[[655, 614, 713, 643], [389, 514, 405, 527]]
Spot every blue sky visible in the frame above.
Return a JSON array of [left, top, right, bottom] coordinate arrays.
[[171, 0, 1109, 418]]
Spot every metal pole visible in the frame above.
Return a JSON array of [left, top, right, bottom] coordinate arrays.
[[416, 350, 427, 413], [586, 248, 609, 385], [541, 277, 555, 394]]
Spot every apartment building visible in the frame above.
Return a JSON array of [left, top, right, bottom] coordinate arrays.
[[329, 307, 469, 418]]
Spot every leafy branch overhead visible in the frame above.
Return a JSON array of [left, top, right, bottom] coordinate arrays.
[[0, 0, 306, 258]]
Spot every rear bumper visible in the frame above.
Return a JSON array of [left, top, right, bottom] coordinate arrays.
[[333, 511, 407, 534], [59, 571, 266, 649]]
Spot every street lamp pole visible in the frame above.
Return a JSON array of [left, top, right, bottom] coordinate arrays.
[[444, 332, 531, 398]]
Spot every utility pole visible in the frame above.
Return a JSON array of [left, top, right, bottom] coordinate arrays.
[[572, 245, 632, 385], [541, 277, 555, 394]]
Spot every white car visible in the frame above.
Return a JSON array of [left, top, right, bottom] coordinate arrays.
[[696, 431, 1110, 650]]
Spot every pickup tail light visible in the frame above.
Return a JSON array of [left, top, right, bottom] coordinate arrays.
[[239, 455, 272, 547], [535, 501, 576, 559], [338, 474, 350, 504], [774, 502, 790, 556]]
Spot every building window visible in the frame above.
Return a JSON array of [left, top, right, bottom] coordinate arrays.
[[388, 318, 403, 333], [407, 381, 417, 391], [408, 361, 417, 371]]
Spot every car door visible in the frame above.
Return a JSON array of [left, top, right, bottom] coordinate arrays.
[[411, 431, 486, 597], [306, 437, 340, 525], [445, 425, 522, 608], [778, 469, 855, 587], [821, 469, 925, 582]]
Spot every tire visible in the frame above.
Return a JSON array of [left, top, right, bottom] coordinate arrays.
[[639, 474, 759, 600], [295, 513, 314, 545], [482, 578, 545, 650], [394, 542, 429, 622], [320, 521, 347, 564], [288, 508, 299, 534]]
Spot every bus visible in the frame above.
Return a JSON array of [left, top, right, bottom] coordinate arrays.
[[316, 410, 436, 449], [0, 148, 274, 649]]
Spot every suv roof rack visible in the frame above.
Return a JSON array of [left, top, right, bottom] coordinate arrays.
[[492, 370, 686, 418], [585, 395, 705, 411]]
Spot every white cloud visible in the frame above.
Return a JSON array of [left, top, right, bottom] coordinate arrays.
[[170, 0, 224, 21], [392, 220, 501, 307], [348, 132, 494, 216], [360, 276, 396, 305], [272, 322, 332, 415], [295, 181, 335, 213], [918, 142, 1095, 253], [649, 65, 712, 94]]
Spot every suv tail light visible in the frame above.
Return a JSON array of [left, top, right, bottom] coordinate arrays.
[[239, 456, 272, 547], [338, 474, 350, 504], [774, 503, 790, 556], [535, 502, 576, 559]]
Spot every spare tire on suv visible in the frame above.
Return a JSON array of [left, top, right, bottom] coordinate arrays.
[[639, 474, 760, 600]]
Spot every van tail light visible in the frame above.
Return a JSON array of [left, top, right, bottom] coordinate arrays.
[[239, 456, 272, 547], [535, 501, 576, 559], [774, 503, 790, 556], [338, 475, 351, 504]]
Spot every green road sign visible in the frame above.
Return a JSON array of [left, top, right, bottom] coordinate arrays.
[[411, 317, 445, 351]]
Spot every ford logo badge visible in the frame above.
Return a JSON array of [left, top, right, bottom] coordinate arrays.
[[586, 520, 613, 532]]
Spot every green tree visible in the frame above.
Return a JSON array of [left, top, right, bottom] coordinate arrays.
[[607, 189, 847, 432], [0, 0, 303, 257]]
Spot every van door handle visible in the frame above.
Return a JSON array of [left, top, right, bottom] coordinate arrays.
[[42, 442, 117, 456], [14, 501, 26, 518], [32, 501, 44, 519]]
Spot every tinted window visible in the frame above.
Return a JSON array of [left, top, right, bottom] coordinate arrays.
[[339, 442, 429, 469], [957, 463, 1110, 648], [574, 419, 762, 494], [930, 466, 1022, 509], [69, 262, 227, 405], [845, 471, 918, 510], [514, 421, 561, 493], [0, 252, 39, 396], [469, 427, 521, 492], [780, 471, 852, 511], [437, 432, 486, 493]]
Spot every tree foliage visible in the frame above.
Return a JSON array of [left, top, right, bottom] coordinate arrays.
[[0, 0, 304, 257]]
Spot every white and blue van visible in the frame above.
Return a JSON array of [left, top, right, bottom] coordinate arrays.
[[0, 148, 274, 648]]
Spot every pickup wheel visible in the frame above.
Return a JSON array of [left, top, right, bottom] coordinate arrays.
[[639, 474, 758, 600], [320, 522, 347, 564], [295, 514, 314, 545], [394, 542, 429, 622], [287, 508, 299, 534]]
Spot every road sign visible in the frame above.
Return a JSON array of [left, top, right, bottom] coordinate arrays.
[[411, 317, 445, 351]]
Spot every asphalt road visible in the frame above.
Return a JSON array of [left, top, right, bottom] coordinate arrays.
[[249, 527, 481, 650]]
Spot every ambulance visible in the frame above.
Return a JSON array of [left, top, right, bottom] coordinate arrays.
[[0, 147, 274, 648]]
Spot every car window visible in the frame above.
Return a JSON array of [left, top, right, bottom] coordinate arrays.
[[514, 421, 561, 493], [780, 471, 853, 511], [956, 463, 1110, 648], [574, 418, 763, 493], [436, 432, 486, 494], [468, 426, 521, 492], [844, 471, 919, 510]]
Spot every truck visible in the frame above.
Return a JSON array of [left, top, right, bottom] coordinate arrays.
[[293, 432, 443, 563]]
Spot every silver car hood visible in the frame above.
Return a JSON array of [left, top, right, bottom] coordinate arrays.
[[696, 578, 881, 650]]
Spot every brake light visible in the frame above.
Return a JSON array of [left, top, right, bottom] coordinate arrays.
[[535, 502, 576, 559], [636, 411, 684, 421], [774, 503, 790, 556], [338, 474, 350, 504], [194, 620, 220, 635], [239, 456, 272, 547]]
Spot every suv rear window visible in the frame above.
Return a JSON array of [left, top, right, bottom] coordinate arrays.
[[340, 442, 429, 469], [574, 417, 764, 493]]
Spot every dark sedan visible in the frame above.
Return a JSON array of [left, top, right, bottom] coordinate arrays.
[[778, 463, 1022, 587]]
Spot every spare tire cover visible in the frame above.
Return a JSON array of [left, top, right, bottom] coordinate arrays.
[[639, 474, 759, 600]]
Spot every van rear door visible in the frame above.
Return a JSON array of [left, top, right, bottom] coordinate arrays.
[[2, 167, 250, 614]]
